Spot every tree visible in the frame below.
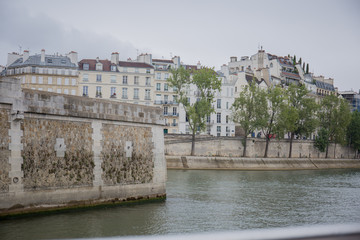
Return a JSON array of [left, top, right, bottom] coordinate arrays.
[[278, 84, 318, 158], [318, 95, 351, 158], [299, 57, 302, 66], [167, 66, 221, 156], [259, 86, 286, 158], [306, 63, 309, 74], [232, 81, 267, 157], [293, 55, 297, 65], [302, 62, 305, 71], [347, 111, 360, 157], [315, 127, 329, 152]]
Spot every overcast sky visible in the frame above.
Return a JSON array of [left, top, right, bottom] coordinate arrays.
[[0, 0, 359, 91]]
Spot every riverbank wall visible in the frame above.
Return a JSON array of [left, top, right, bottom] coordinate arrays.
[[0, 77, 166, 217], [166, 156, 360, 170], [165, 134, 360, 170]]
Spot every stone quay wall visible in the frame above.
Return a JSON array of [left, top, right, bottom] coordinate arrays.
[[165, 134, 360, 170], [0, 77, 166, 215]]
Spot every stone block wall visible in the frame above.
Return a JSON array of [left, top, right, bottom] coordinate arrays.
[[0, 107, 11, 193], [101, 124, 154, 185], [0, 77, 166, 214], [165, 134, 356, 159], [21, 119, 94, 189]]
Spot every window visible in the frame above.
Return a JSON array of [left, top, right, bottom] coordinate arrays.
[[165, 73, 169, 80], [48, 88, 53, 92], [83, 63, 89, 70], [122, 88, 128, 99], [123, 67, 127, 72], [111, 75, 116, 83], [217, 126, 221, 132], [64, 70, 69, 75], [57, 78, 62, 85], [164, 95, 168, 103], [64, 89, 69, 94], [270, 63, 273, 68], [48, 69, 53, 74], [83, 86, 88, 96], [172, 119, 177, 126], [135, 68, 139, 73], [235, 87, 237, 92], [31, 76, 36, 83], [96, 74, 102, 82], [156, 83, 161, 91], [156, 73, 161, 80], [164, 83, 168, 91], [207, 115, 210, 123], [64, 78, 69, 85], [96, 86, 102, 97], [173, 95, 178, 103], [134, 88, 139, 99], [22, 76, 25, 84], [134, 76, 139, 85], [111, 65, 117, 72], [217, 113, 221, 123], [83, 74, 88, 82], [123, 76, 128, 84], [173, 86, 178, 92], [226, 115, 229, 123], [57, 89, 61, 93], [146, 77, 151, 86], [146, 69, 150, 74], [71, 89, 76, 95], [47, 59, 53, 64], [111, 87, 116, 96], [163, 106, 168, 115], [145, 89, 151, 100], [217, 99, 221, 109], [173, 107, 177, 116], [39, 68, 43, 74], [38, 77, 43, 84], [38, 88, 43, 91], [57, 69, 62, 75], [226, 102, 229, 109], [96, 63, 103, 71], [71, 79, 76, 86], [32, 67, 36, 73]]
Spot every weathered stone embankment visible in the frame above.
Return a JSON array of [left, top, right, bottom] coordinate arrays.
[[166, 156, 360, 170]]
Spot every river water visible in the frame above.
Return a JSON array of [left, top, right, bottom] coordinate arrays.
[[1, 169, 360, 239]]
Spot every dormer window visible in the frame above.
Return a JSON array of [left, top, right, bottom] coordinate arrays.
[[61, 59, 66, 64], [47, 59, 53, 63], [96, 63, 103, 71], [83, 63, 89, 70], [111, 65, 116, 72]]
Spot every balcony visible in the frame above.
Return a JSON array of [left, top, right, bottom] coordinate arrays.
[[110, 94, 117, 99], [153, 100, 179, 105]]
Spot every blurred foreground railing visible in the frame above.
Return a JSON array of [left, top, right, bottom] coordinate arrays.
[[68, 224, 360, 240]]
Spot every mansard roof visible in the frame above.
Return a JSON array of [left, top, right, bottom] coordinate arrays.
[[315, 80, 335, 91], [118, 61, 154, 68], [78, 59, 114, 71], [152, 59, 173, 64], [281, 71, 301, 80], [8, 55, 77, 69]]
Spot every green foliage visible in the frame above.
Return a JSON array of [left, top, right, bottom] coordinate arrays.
[[315, 128, 329, 152], [279, 84, 318, 137], [347, 111, 360, 151], [299, 57, 302, 66], [231, 81, 267, 156], [302, 62, 305, 71], [306, 63, 309, 74], [167, 66, 221, 155], [317, 95, 351, 157], [293, 55, 297, 65]]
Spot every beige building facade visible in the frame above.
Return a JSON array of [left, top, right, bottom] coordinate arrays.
[[5, 49, 79, 95], [78, 53, 154, 105]]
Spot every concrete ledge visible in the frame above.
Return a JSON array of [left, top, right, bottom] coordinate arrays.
[[166, 156, 360, 170]]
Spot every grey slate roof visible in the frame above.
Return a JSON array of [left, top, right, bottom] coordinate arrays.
[[315, 80, 335, 91], [8, 55, 77, 68]]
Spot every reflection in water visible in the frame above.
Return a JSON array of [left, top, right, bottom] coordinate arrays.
[[1, 169, 360, 239]]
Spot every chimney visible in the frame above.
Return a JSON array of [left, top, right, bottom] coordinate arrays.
[[197, 61, 201, 69], [230, 56, 237, 62], [23, 50, 29, 62], [41, 49, 45, 63], [111, 52, 119, 64], [67, 51, 78, 64], [172, 56, 180, 69], [137, 53, 152, 65]]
